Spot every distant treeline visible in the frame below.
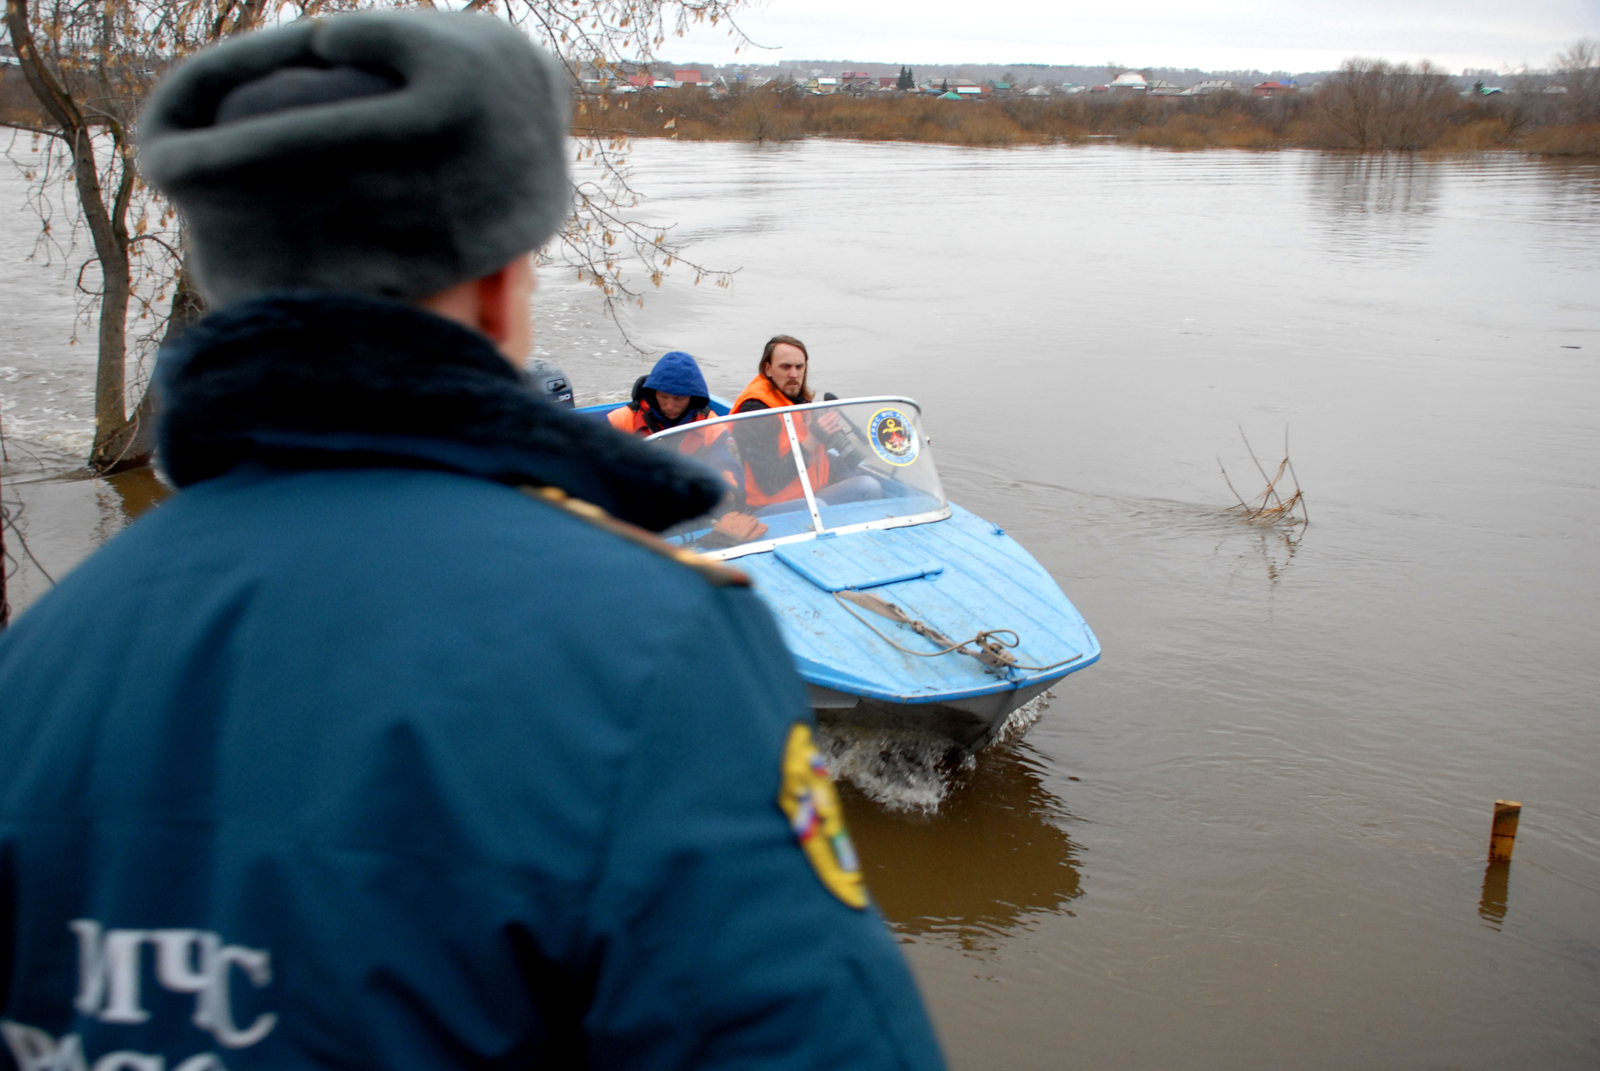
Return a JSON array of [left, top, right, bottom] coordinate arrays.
[[579, 59, 1600, 156]]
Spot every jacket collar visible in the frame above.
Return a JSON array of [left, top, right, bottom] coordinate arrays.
[[732, 373, 799, 413], [155, 292, 724, 532]]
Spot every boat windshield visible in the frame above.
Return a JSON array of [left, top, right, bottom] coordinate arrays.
[[647, 396, 950, 559]]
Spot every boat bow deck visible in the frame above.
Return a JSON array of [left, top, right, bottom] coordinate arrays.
[[738, 504, 1100, 706]]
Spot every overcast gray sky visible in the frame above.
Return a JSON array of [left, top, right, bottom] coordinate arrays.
[[668, 0, 1600, 73]]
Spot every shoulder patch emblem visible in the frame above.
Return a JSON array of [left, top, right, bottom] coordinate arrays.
[[777, 722, 867, 909]]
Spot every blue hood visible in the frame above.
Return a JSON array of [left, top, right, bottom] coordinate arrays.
[[644, 351, 709, 403]]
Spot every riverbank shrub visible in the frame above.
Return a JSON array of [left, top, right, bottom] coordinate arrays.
[[1519, 123, 1600, 155], [1129, 113, 1280, 149]]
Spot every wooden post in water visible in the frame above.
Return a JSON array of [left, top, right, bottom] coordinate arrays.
[[1488, 800, 1521, 862]]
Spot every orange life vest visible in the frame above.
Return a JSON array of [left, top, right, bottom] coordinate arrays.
[[730, 373, 796, 416], [607, 401, 711, 438], [729, 375, 829, 508]]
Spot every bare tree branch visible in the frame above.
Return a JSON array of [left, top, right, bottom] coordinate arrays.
[[5, 0, 755, 472]]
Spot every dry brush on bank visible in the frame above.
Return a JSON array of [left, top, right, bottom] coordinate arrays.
[[583, 50, 1600, 156]]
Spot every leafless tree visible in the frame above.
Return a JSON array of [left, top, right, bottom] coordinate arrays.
[[2, 0, 246, 471], [1554, 38, 1600, 121], [1316, 58, 1458, 150], [3, 0, 749, 473], [479, 0, 746, 314]]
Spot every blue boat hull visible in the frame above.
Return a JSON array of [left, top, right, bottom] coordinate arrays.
[[735, 503, 1101, 749], [578, 394, 1098, 747]]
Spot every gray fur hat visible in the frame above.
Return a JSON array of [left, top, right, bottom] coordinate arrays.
[[139, 11, 570, 306]]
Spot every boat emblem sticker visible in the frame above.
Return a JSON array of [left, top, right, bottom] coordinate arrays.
[[777, 722, 868, 909], [868, 408, 919, 467]]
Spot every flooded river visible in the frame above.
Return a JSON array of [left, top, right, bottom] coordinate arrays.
[[4, 142, 1599, 1068]]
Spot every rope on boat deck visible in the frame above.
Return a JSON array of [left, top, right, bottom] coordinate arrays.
[[831, 590, 1085, 674]]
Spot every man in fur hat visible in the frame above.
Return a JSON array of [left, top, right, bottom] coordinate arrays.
[[0, 12, 944, 1070]]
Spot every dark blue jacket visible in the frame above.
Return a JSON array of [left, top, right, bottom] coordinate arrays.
[[0, 295, 944, 1071]]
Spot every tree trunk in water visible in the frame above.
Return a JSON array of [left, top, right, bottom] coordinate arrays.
[[91, 386, 153, 475], [95, 260, 210, 474], [0, 408, 14, 628], [89, 258, 207, 474], [0, 468, 9, 631], [80, 130, 139, 474], [88, 201, 137, 472]]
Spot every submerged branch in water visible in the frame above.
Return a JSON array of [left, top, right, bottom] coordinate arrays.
[[1220, 425, 1308, 528]]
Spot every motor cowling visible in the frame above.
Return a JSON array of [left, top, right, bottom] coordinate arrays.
[[522, 358, 574, 408]]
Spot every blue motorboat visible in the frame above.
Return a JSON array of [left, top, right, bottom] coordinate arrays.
[[583, 395, 1100, 749]]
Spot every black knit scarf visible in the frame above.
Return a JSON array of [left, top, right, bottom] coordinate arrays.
[[155, 293, 723, 532]]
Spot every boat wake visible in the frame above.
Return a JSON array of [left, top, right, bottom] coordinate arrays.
[[817, 691, 1055, 813]]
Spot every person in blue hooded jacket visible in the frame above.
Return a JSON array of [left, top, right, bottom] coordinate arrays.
[[0, 12, 946, 1071], [607, 351, 714, 437], [608, 351, 775, 549]]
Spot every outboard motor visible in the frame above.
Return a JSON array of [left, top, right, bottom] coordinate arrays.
[[522, 358, 574, 408]]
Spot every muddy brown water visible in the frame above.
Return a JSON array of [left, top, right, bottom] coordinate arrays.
[[4, 143, 1599, 1068]]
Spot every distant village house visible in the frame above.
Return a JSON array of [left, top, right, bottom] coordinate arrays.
[[1183, 80, 1239, 95]]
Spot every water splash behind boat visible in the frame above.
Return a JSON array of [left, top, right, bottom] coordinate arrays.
[[817, 691, 1054, 813]]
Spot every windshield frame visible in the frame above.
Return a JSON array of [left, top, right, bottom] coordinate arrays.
[[647, 395, 952, 560]]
